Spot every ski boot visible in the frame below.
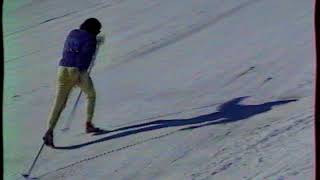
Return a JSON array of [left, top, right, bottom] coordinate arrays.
[[86, 122, 104, 133], [43, 129, 54, 147]]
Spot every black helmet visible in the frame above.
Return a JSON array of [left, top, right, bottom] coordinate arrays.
[[80, 18, 102, 35]]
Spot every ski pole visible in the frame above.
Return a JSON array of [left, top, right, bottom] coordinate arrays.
[[22, 143, 45, 179], [61, 91, 83, 132], [61, 56, 95, 132], [60, 65, 94, 132]]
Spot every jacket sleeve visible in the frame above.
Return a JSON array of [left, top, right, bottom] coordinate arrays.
[[82, 39, 97, 59], [77, 39, 97, 70]]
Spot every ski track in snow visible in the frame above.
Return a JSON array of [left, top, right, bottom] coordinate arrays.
[[5, 12, 77, 38], [37, 131, 178, 179], [105, 0, 265, 70], [4, 0, 131, 38]]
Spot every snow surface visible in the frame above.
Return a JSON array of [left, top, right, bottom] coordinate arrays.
[[3, 0, 315, 179]]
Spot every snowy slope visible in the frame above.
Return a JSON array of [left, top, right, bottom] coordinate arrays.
[[4, 0, 314, 179]]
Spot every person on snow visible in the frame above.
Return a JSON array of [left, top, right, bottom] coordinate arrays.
[[43, 18, 104, 147]]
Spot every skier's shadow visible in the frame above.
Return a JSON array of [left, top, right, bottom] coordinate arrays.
[[55, 96, 297, 150]]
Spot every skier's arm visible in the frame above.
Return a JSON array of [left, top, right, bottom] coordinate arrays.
[[77, 39, 97, 70], [87, 35, 105, 71], [83, 39, 97, 60]]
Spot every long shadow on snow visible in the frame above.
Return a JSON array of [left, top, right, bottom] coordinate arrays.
[[55, 96, 297, 150]]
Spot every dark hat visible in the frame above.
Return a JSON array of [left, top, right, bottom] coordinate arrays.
[[80, 18, 102, 35]]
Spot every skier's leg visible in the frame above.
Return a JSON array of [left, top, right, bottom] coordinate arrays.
[[47, 67, 78, 131], [44, 67, 80, 146], [77, 71, 108, 133], [77, 71, 96, 123]]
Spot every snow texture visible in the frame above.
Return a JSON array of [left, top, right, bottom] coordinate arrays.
[[4, 0, 314, 179]]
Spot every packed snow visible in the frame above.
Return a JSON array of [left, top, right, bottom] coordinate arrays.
[[4, 0, 314, 179]]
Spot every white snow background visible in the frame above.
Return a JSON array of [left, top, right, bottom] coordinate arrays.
[[3, 0, 315, 179]]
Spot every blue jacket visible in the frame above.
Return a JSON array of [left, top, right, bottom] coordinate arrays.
[[59, 29, 97, 71]]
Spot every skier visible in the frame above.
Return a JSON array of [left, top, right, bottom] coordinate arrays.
[[43, 18, 103, 147]]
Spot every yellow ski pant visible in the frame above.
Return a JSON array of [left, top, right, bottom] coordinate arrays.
[[47, 66, 96, 130]]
